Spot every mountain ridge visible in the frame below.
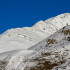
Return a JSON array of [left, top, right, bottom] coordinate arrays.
[[0, 13, 70, 70], [0, 13, 70, 53]]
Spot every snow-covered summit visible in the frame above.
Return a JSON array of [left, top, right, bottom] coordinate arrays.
[[0, 13, 70, 70]]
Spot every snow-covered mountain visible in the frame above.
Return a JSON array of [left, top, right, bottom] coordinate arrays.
[[0, 13, 70, 70]]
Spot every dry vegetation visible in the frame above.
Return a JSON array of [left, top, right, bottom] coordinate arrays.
[[24, 51, 66, 70], [29, 61, 58, 70], [41, 52, 51, 57], [61, 26, 70, 35], [62, 29, 70, 35], [46, 39, 57, 46], [25, 58, 66, 70], [0, 61, 8, 70]]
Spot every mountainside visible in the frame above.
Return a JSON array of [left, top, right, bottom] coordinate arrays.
[[0, 13, 70, 70]]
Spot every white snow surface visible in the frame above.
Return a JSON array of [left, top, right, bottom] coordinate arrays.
[[0, 13, 70, 70]]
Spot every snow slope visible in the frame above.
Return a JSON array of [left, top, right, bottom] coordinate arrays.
[[0, 13, 70, 70], [0, 13, 70, 53]]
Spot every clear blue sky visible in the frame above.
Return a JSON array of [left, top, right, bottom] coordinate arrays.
[[0, 0, 70, 34]]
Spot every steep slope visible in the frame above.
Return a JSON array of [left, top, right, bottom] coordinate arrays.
[[0, 25, 70, 70], [0, 13, 70, 53], [24, 25, 70, 70], [0, 13, 70, 70]]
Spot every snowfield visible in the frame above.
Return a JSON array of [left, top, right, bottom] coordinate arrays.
[[0, 13, 70, 70]]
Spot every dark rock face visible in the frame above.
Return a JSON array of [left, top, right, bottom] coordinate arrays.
[[67, 37, 70, 41]]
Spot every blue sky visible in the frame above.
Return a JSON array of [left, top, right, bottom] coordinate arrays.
[[0, 0, 70, 34]]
